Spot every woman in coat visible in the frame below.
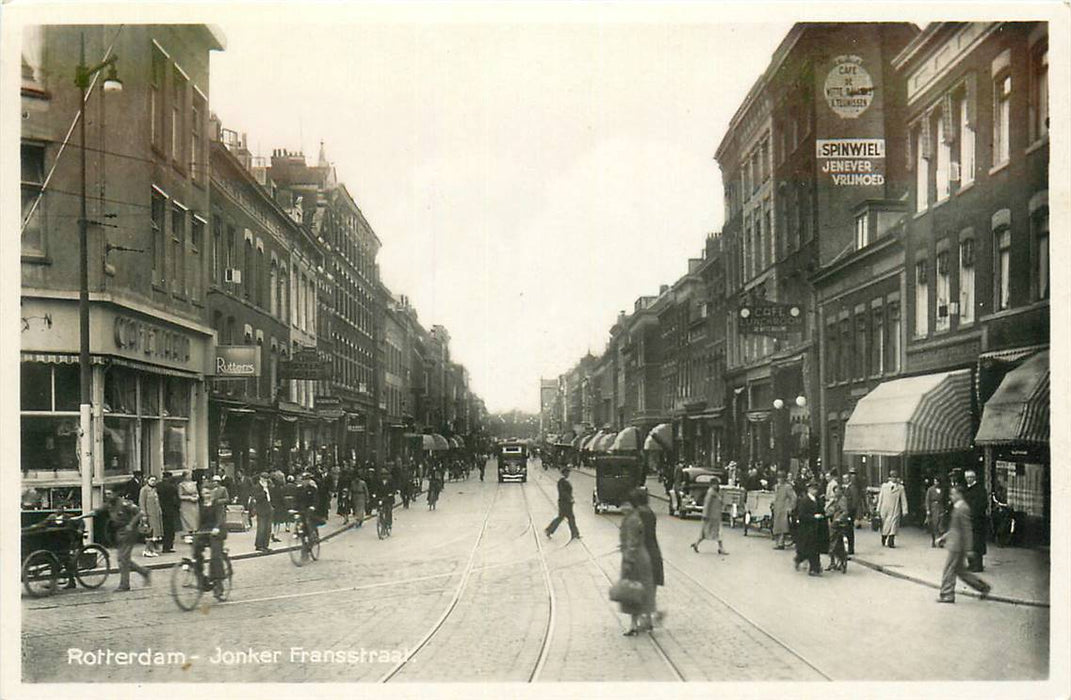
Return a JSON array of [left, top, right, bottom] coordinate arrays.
[[876, 471, 909, 547], [634, 488, 664, 626], [618, 488, 655, 636], [350, 472, 369, 526], [138, 475, 164, 557], [427, 470, 442, 510], [771, 472, 797, 550], [178, 471, 200, 533], [692, 479, 728, 554], [925, 478, 947, 547]]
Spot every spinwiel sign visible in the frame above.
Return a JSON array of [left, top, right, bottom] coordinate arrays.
[[214, 346, 261, 377], [816, 138, 886, 186]]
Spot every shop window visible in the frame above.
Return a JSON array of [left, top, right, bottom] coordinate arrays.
[[993, 73, 1012, 166], [103, 416, 137, 476], [21, 142, 46, 257], [164, 423, 187, 472], [21, 364, 51, 411], [54, 364, 80, 412], [164, 377, 190, 417], [21, 416, 80, 474], [914, 258, 929, 338], [959, 236, 976, 325], [142, 375, 161, 416], [104, 367, 138, 414], [935, 247, 951, 333]]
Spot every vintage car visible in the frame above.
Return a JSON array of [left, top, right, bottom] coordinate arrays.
[[667, 467, 719, 519], [591, 454, 644, 514], [497, 442, 528, 483]]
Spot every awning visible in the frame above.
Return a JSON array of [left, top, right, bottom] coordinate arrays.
[[592, 433, 615, 453], [580, 434, 599, 451], [843, 370, 972, 456], [560, 429, 577, 443], [644, 422, 673, 451], [421, 434, 436, 451], [610, 426, 641, 452], [976, 351, 1049, 446], [430, 434, 450, 451], [746, 410, 771, 423]]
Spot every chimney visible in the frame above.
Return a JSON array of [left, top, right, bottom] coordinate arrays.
[[659, 284, 669, 295]]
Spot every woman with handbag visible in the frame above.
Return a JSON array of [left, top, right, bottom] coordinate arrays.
[[612, 488, 655, 636], [138, 474, 164, 557]]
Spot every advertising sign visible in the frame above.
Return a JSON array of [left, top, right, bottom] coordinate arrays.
[[823, 55, 874, 119], [816, 138, 885, 187], [738, 302, 804, 335], [279, 347, 331, 380], [214, 346, 260, 378]]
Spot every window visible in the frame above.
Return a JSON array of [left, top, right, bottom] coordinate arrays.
[[958, 95, 975, 186], [854, 310, 867, 380], [1030, 43, 1048, 142], [211, 216, 221, 284], [886, 298, 901, 373], [743, 217, 752, 279], [1034, 209, 1049, 300], [150, 45, 165, 151], [171, 205, 186, 297], [269, 261, 278, 317], [839, 319, 851, 383], [151, 189, 166, 286], [21, 142, 46, 256], [959, 236, 976, 325], [190, 215, 204, 301], [763, 204, 772, 266], [755, 210, 765, 272], [855, 213, 869, 250], [995, 226, 1012, 310], [192, 93, 206, 184], [915, 127, 929, 211], [244, 239, 254, 300], [935, 248, 951, 333], [800, 188, 812, 243], [914, 258, 929, 337], [870, 302, 884, 376], [257, 248, 266, 307], [993, 73, 1012, 166], [935, 113, 951, 201]]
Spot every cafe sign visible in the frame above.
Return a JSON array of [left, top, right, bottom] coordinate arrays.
[[214, 346, 260, 378], [824, 55, 874, 119], [738, 302, 804, 336]]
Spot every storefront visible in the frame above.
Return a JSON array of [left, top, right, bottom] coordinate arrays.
[[20, 298, 212, 523]]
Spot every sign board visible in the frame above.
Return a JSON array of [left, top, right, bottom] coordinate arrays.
[[279, 347, 331, 380], [823, 55, 874, 119], [214, 346, 260, 378], [315, 396, 344, 419], [816, 139, 885, 186], [347, 424, 366, 433], [738, 303, 804, 335]]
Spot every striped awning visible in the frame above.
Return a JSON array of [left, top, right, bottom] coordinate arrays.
[[976, 351, 1049, 446], [593, 432, 616, 453], [22, 352, 106, 366], [430, 434, 450, 451], [644, 422, 673, 451], [610, 426, 641, 452], [843, 369, 972, 456]]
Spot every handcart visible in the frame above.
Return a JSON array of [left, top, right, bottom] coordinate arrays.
[[742, 489, 776, 536]]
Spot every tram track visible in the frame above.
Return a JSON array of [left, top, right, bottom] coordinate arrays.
[[560, 464, 833, 681]]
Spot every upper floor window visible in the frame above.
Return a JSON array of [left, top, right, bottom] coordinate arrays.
[[151, 189, 166, 286], [1030, 43, 1048, 142], [915, 126, 930, 212], [855, 212, 869, 250], [914, 257, 929, 338], [21, 142, 46, 257], [887, 297, 901, 374], [189, 215, 204, 302], [1033, 205, 1049, 300], [150, 45, 166, 151], [935, 247, 951, 333], [171, 204, 186, 297], [994, 224, 1012, 311], [958, 93, 976, 186], [959, 236, 975, 326], [993, 73, 1012, 166], [171, 68, 187, 167], [935, 112, 951, 201], [211, 216, 221, 284], [192, 93, 206, 184]]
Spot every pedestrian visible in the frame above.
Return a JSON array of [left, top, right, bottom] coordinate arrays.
[[350, 471, 369, 526], [691, 478, 728, 555], [87, 489, 151, 592], [251, 472, 274, 552], [282, 475, 300, 531], [138, 474, 164, 557], [936, 484, 991, 603], [544, 467, 580, 540], [337, 479, 353, 524], [269, 473, 286, 542], [925, 477, 948, 547], [156, 471, 181, 553], [634, 488, 665, 626], [876, 471, 908, 547], [963, 469, 988, 572], [824, 483, 849, 570], [824, 471, 840, 504], [178, 470, 200, 533], [843, 469, 865, 555], [771, 470, 797, 550], [121, 471, 144, 502], [427, 470, 442, 510], [617, 489, 655, 636], [478, 455, 486, 482], [794, 481, 824, 576]]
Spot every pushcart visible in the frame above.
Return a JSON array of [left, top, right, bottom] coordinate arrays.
[[742, 489, 776, 536]]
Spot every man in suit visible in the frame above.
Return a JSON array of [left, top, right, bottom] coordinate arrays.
[[252, 472, 274, 552], [155, 472, 181, 553], [963, 469, 988, 572], [936, 484, 991, 603], [545, 467, 580, 540], [843, 469, 866, 555], [794, 482, 824, 576]]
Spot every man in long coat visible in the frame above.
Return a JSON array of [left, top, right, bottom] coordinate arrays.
[[936, 484, 991, 602], [794, 482, 824, 575], [251, 472, 274, 552], [772, 471, 797, 550], [963, 469, 988, 572], [842, 469, 865, 555], [876, 471, 908, 547], [545, 467, 580, 540]]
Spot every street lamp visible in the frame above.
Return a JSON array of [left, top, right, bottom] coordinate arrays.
[[75, 34, 121, 540]]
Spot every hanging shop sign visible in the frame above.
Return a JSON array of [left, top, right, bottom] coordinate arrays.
[[738, 302, 804, 336], [816, 139, 885, 186], [214, 346, 260, 377], [824, 55, 874, 119], [279, 347, 331, 380]]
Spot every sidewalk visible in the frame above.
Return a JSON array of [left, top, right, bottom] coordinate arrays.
[[570, 465, 1048, 607]]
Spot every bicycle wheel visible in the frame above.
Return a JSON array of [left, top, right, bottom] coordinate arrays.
[[289, 530, 307, 567], [73, 544, 110, 589], [215, 554, 234, 601], [308, 529, 320, 561], [377, 514, 388, 540], [170, 559, 203, 611], [22, 550, 61, 598]]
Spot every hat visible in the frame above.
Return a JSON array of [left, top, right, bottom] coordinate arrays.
[[211, 474, 222, 482], [259, 472, 270, 480], [848, 468, 857, 474]]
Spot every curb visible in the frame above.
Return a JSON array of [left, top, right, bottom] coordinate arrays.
[[568, 465, 1048, 608]]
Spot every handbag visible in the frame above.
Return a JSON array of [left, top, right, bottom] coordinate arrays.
[[609, 578, 645, 608], [136, 513, 152, 536]]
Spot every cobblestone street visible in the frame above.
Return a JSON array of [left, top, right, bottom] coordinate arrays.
[[21, 459, 1048, 683]]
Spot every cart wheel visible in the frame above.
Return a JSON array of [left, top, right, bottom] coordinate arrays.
[[73, 544, 110, 589], [22, 550, 61, 598]]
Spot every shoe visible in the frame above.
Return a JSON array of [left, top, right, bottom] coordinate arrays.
[[623, 629, 638, 637], [271, 536, 281, 542], [115, 585, 131, 592], [808, 571, 822, 577], [937, 597, 955, 604], [794, 560, 801, 572], [979, 585, 991, 600], [141, 570, 152, 586], [718, 549, 728, 556], [162, 549, 175, 554], [544, 529, 552, 539], [773, 544, 785, 550], [691, 543, 699, 553], [887, 544, 896, 549]]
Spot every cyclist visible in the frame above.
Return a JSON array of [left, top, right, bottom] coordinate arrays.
[[296, 472, 321, 537], [377, 471, 396, 532], [195, 479, 228, 597]]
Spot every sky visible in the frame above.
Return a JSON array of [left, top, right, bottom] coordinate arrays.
[[209, 16, 796, 413]]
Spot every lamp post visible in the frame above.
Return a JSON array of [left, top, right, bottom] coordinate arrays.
[[75, 33, 121, 540]]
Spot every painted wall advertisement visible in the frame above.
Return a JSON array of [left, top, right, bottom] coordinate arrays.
[[816, 138, 885, 186]]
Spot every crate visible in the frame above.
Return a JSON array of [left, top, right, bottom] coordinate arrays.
[[224, 505, 251, 532]]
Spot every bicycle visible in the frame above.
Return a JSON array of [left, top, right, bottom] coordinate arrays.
[[169, 530, 233, 611], [21, 512, 110, 598], [826, 518, 850, 574], [377, 499, 393, 539], [288, 509, 320, 566]]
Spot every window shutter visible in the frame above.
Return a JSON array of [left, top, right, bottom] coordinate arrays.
[[964, 73, 978, 129], [941, 94, 955, 144], [920, 112, 934, 160]]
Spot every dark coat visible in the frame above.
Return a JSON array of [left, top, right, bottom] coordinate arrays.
[[156, 478, 180, 517], [557, 477, 574, 511], [963, 482, 988, 556], [795, 494, 825, 557], [251, 483, 273, 519], [637, 505, 664, 586]]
